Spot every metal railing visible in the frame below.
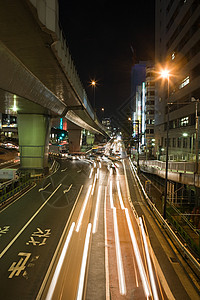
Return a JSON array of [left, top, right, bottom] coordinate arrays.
[[129, 158, 200, 273]]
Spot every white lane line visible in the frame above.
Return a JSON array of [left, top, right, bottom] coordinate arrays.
[[92, 185, 102, 234], [46, 222, 75, 300], [139, 217, 159, 300], [38, 182, 51, 192], [125, 208, 151, 298], [104, 187, 110, 300], [36, 185, 83, 300], [116, 181, 125, 210], [76, 223, 92, 300], [76, 185, 92, 232], [0, 184, 62, 259], [61, 167, 68, 172]]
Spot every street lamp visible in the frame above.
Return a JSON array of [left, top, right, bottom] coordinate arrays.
[[191, 97, 200, 174], [160, 68, 171, 219], [90, 80, 96, 109]]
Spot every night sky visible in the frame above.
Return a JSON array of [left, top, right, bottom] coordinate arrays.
[[58, 1, 155, 118]]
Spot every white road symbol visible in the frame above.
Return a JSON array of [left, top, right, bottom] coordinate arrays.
[[38, 183, 51, 192], [0, 226, 10, 236], [61, 167, 68, 172], [63, 184, 73, 194], [8, 252, 32, 279]]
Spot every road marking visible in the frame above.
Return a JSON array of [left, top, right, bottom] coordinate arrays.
[[61, 167, 68, 172], [8, 252, 32, 278], [63, 184, 73, 194], [76, 185, 92, 232], [38, 183, 51, 192], [36, 185, 83, 300], [76, 223, 92, 300], [92, 185, 102, 234], [0, 184, 62, 259], [46, 222, 75, 300]]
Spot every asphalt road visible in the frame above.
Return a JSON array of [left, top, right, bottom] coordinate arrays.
[[0, 145, 199, 300]]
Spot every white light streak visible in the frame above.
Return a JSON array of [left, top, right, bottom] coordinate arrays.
[[125, 208, 151, 298], [93, 185, 102, 233], [46, 222, 75, 300], [76, 223, 92, 300], [104, 187, 110, 300], [139, 217, 159, 300], [113, 207, 126, 295], [76, 185, 92, 232], [109, 181, 114, 208], [117, 181, 125, 210], [91, 173, 97, 195], [89, 167, 94, 178], [97, 167, 100, 179]]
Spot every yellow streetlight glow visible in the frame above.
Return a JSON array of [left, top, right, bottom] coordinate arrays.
[[160, 69, 170, 79], [91, 80, 96, 86]]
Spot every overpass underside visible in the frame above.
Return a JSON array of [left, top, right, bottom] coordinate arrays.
[[0, 0, 108, 173]]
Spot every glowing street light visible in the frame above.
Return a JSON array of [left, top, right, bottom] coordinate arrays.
[[90, 80, 97, 110], [160, 68, 171, 219]]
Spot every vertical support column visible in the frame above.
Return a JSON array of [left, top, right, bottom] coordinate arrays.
[[67, 120, 82, 153], [17, 114, 51, 174]]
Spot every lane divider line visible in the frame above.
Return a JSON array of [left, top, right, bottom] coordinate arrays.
[[36, 185, 83, 300], [76, 223, 92, 300], [0, 183, 62, 259], [46, 222, 75, 300]]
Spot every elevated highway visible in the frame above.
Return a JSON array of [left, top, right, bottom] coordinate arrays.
[[0, 0, 108, 173]]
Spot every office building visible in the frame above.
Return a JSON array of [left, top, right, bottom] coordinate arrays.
[[155, 0, 200, 161]]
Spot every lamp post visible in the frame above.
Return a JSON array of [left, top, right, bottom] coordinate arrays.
[[161, 69, 170, 219], [191, 97, 200, 174], [91, 80, 96, 110]]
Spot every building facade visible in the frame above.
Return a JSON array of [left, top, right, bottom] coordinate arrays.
[[155, 0, 200, 161]]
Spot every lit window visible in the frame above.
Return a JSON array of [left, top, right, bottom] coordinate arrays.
[[179, 76, 189, 89], [180, 116, 189, 126]]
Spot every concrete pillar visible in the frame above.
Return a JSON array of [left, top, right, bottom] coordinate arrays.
[[67, 121, 82, 153], [17, 114, 51, 174]]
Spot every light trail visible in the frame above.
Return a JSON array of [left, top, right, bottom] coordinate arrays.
[[117, 181, 125, 210], [125, 208, 151, 298], [109, 180, 126, 295], [93, 185, 102, 234], [76, 223, 92, 300], [46, 222, 75, 300], [91, 173, 97, 195], [104, 187, 110, 300], [109, 180, 114, 208], [113, 207, 127, 295], [76, 185, 92, 232], [139, 217, 159, 300], [89, 167, 93, 178]]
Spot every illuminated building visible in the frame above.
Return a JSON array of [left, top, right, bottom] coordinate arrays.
[[155, 0, 200, 161]]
